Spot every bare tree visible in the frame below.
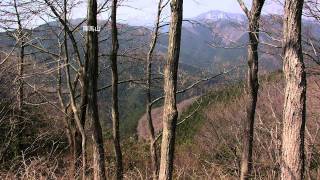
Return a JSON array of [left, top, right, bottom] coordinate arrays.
[[158, 0, 183, 179], [236, 0, 265, 179], [60, 0, 88, 178], [281, 0, 306, 179], [110, 0, 123, 179], [12, 0, 26, 155], [0, 0, 31, 155], [42, 0, 89, 174], [86, 0, 106, 179], [145, 0, 166, 179]]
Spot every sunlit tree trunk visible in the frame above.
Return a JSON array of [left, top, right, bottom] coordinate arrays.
[[281, 0, 306, 179], [158, 0, 183, 179]]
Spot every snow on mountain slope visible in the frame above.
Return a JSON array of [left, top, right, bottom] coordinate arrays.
[[195, 10, 246, 23]]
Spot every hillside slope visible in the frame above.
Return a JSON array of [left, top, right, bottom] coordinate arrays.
[[137, 97, 198, 140], [154, 72, 320, 179]]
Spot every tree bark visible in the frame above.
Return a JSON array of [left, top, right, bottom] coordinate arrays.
[[146, 0, 163, 179], [281, 0, 306, 179], [87, 0, 106, 179], [110, 0, 123, 179], [86, 0, 106, 179], [237, 1, 265, 179], [158, 0, 183, 179]]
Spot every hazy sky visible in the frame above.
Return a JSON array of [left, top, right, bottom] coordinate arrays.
[[116, 0, 282, 25], [68, 0, 282, 26], [1, 0, 282, 28], [119, 0, 249, 19]]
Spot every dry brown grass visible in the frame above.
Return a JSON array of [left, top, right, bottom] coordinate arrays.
[[172, 74, 320, 179], [2, 74, 320, 179]]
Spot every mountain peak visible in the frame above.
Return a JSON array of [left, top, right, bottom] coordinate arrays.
[[195, 10, 245, 22]]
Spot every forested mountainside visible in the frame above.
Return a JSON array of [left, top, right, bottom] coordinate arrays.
[[1, 10, 319, 78], [0, 10, 292, 72], [1, 0, 320, 179], [0, 10, 314, 135], [0, 10, 251, 136]]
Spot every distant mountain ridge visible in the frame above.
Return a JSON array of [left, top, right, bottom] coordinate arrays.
[[4, 10, 317, 72], [195, 10, 246, 23]]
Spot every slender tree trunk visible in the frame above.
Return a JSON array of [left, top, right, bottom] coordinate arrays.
[[110, 0, 123, 179], [281, 0, 306, 179], [146, 1, 163, 179], [63, 0, 88, 178], [64, 31, 87, 180], [147, 76, 158, 180], [43, 2, 87, 173], [240, 27, 259, 180], [87, 0, 106, 179], [61, 1, 88, 178], [14, 0, 24, 113], [146, 104, 158, 179], [56, 45, 77, 176], [158, 0, 183, 179], [16, 34, 24, 153], [17, 40, 24, 120], [66, 111, 76, 176], [237, 1, 265, 179], [74, 47, 89, 177], [13, 0, 24, 154]]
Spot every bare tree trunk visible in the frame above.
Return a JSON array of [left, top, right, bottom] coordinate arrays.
[[87, 0, 106, 179], [61, 1, 88, 178], [110, 0, 123, 179], [74, 42, 89, 178], [57, 54, 78, 176], [236, 1, 265, 179], [66, 110, 77, 177], [64, 31, 87, 180], [281, 0, 306, 179], [146, 0, 163, 179], [17, 39, 24, 120], [13, 0, 25, 154], [158, 0, 183, 179], [43, 0, 88, 173], [63, 0, 88, 178]]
